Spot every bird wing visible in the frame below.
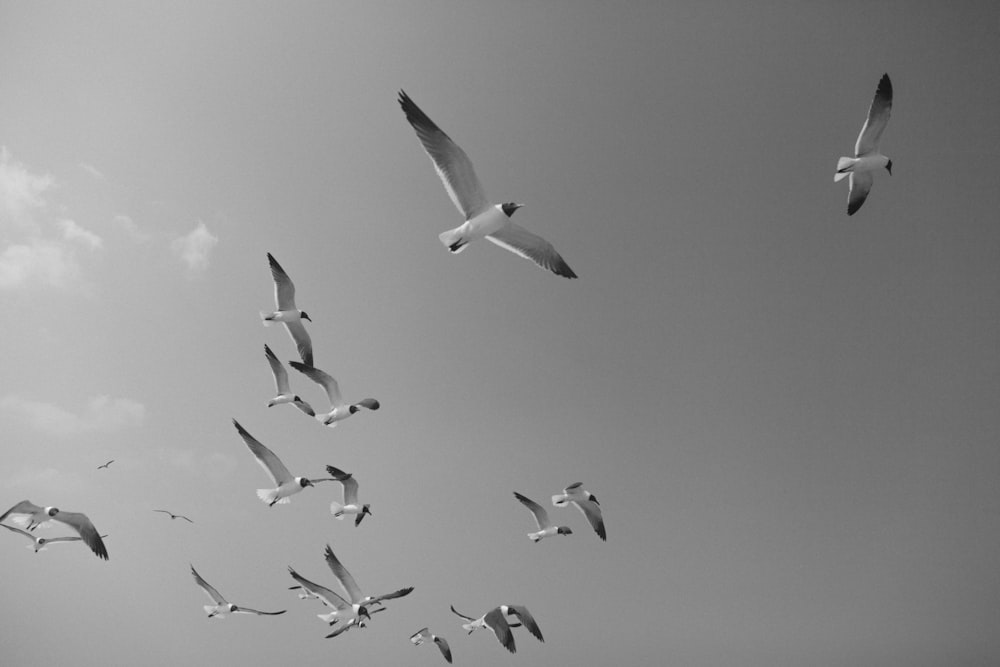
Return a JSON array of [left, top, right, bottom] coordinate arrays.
[[847, 170, 874, 216], [0, 500, 43, 524], [513, 492, 550, 530], [323, 545, 364, 603], [233, 419, 293, 486], [283, 319, 313, 367], [233, 606, 286, 616], [486, 221, 577, 278], [325, 621, 356, 639], [854, 73, 893, 156], [52, 511, 109, 559], [42, 535, 86, 544], [367, 586, 414, 605], [571, 499, 607, 541], [398, 90, 491, 220], [267, 253, 297, 310], [342, 476, 359, 506], [0, 523, 34, 541], [505, 605, 544, 642], [191, 565, 228, 606], [264, 344, 291, 394], [325, 465, 352, 480], [449, 605, 475, 622], [484, 607, 515, 653], [287, 567, 350, 610], [289, 361, 344, 408], [293, 399, 316, 417], [434, 634, 453, 663]]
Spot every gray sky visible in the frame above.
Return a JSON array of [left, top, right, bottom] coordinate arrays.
[[2, 2, 999, 666]]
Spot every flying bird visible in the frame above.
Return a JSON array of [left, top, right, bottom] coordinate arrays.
[[449, 604, 543, 654], [325, 465, 372, 526], [232, 419, 317, 506], [288, 361, 380, 428], [322, 544, 413, 613], [1, 523, 108, 554], [260, 253, 314, 366], [410, 627, 453, 663], [153, 510, 194, 523], [96, 460, 114, 470], [287, 566, 378, 632], [513, 491, 572, 542], [0, 500, 109, 559], [835, 73, 893, 215], [398, 90, 577, 279], [264, 344, 315, 416], [190, 565, 286, 618], [552, 482, 606, 541]]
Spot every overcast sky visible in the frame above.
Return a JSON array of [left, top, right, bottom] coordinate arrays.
[[2, 2, 999, 666]]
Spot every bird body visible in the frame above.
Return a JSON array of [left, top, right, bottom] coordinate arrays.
[[552, 482, 606, 541], [232, 419, 315, 505], [835, 73, 893, 215], [261, 253, 313, 366], [289, 361, 379, 428], [326, 466, 372, 526], [450, 604, 542, 653], [513, 491, 572, 542], [264, 344, 315, 416], [191, 565, 286, 618]]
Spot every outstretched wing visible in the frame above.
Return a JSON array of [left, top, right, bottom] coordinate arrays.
[[287, 566, 350, 610], [323, 544, 364, 603], [847, 170, 874, 216], [366, 586, 414, 605], [267, 253, 297, 310], [449, 605, 475, 622], [571, 499, 607, 541], [505, 605, 544, 642], [487, 221, 577, 279], [233, 419, 293, 486], [434, 634, 453, 663], [264, 344, 291, 394], [191, 565, 228, 606], [855, 73, 893, 156], [0, 523, 34, 541], [398, 90, 490, 220], [484, 607, 515, 653], [513, 492, 550, 530], [289, 361, 344, 408], [233, 606, 286, 616], [0, 500, 44, 524], [52, 511, 109, 560]]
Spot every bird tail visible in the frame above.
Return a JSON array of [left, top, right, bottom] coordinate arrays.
[[260, 310, 275, 326], [528, 532, 542, 543], [552, 494, 568, 507], [438, 226, 471, 254], [318, 611, 338, 624], [330, 501, 346, 518], [257, 489, 289, 505], [834, 157, 854, 182], [204, 606, 224, 618]]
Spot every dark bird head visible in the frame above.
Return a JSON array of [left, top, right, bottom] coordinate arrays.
[[293, 395, 303, 403], [349, 404, 360, 414], [46, 507, 59, 517], [362, 504, 372, 516], [358, 606, 372, 622], [300, 311, 312, 322], [37, 538, 47, 545], [557, 526, 573, 535], [228, 604, 238, 612], [885, 159, 893, 175], [588, 493, 600, 505], [500, 202, 523, 218], [300, 478, 315, 488]]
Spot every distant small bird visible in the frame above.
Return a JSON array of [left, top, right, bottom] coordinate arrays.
[[552, 482, 606, 541], [835, 73, 893, 215], [232, 419, 316, 506], [0, 500, 109, 560], [153, 510, 194, 523], [398, 90, 577, 279], [410, 627, 453, 663], [264, 344, 315, 416], [190, 564, 286, 618], [325, 465, 372, 526], [96, 460, 114, 470], [260, 253, 313, 366], [289, 361, 380, 428], [513, 492, 572, 542], [1, 523, 109, 554], [449, 604, 543, 654]]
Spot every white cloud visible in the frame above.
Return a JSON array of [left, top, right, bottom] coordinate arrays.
[[0, 394, 146, 437], [58, 218, 103, 250], [0, 146, 53, 231], [113, 214, 149, 242], [172, 221, 218, 273], [3, 465, 89, 496], [0, 240, 81, 289]]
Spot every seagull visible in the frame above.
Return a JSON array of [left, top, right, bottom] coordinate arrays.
[[288, 361, 380, 428], [190, 565, 286, 618], [264, 344, 315, 416], [286, 566, 377, 632], [232, 419, 316, 506], [325, 465, 372, 526], [1, 523, 109, 553], [322, 544, 413, 613], [260, 253, 313, 366], [513, 492, 572, 542], [410, 627, 453, 663], [96, 459, 114, 470], [835, 73, 893, 215], [552, 482, 606, 541], [398, 90, 577, 279], [153, 510, 194, 523], [0, 500, 109, 559], [449, 604, 543, 654]]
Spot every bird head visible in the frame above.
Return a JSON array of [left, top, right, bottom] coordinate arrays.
[[46, 507, 59, 517], [300, 311, 312, 322], [300, 478, 315, 488], [362, 504, 372, 515], [557, 526, 573, 535], [228, 604, 238, 613], [349, 404, 360, 414], [500, 202, 523, 218], [885, 159, 893, 175], [358, 606, 372, 622]]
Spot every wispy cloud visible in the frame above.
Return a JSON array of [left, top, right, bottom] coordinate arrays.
[[0, 240, 81, 289], [58, 218, 103, 250], [0, 394, 146, 437], [171, 221, 218, 274], [0, 146, 53, 232], [79, 162, 106, 181], [113, 214, 150, 242]]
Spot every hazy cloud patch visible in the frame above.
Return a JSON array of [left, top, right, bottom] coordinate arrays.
[[0, 146, 53, 232], [79, 162, 107, 181], [172, 221, 218, 274], [0, 240, 81, 289], [58, 219, 103, 250], [0, 394, 146, 437]]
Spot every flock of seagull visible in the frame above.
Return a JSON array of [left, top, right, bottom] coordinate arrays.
[[3, 75, 892, 660]]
